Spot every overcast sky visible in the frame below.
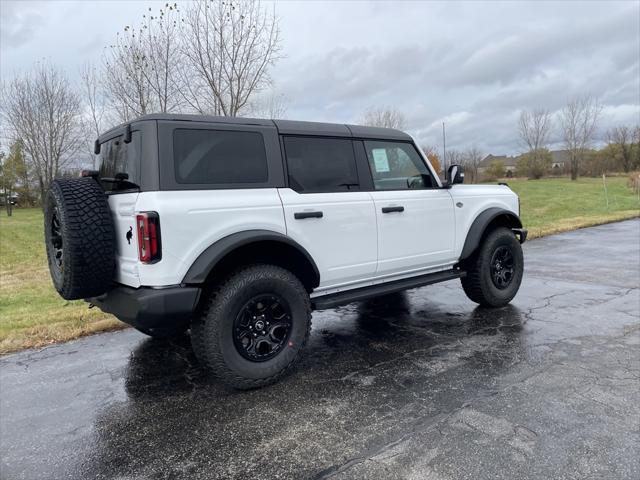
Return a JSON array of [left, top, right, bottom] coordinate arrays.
[[1, 0, 639, 155]]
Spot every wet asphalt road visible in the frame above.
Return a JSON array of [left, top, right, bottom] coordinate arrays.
[[2, 220, 639, 480]]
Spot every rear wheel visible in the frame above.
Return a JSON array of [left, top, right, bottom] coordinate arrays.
[[461, 227, 524, 307], [191, 264, 311, 390]]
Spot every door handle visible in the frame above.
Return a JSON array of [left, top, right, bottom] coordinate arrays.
[[294, 211, 323, 219], [381, 206, 404, 213]]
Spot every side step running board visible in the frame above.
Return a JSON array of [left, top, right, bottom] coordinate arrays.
[[312, 269, 465, 310]]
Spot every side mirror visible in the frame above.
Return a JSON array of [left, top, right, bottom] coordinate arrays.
[[446, 164, 465, 186]]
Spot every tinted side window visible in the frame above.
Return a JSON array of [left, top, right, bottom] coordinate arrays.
[[284, 137, 358, 193], [173, 129, 268, 184], [98, 131, 141, 192], [364, 141, 435, 190]]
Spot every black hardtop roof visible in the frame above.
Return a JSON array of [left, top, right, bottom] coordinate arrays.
[[100, 113, 412, 142]]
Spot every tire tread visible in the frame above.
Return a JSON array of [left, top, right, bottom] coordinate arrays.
[[45, 178, 115, 300], [191, 264, 311, 390]]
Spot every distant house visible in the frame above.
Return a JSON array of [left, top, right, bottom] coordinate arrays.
[[478, 154, 519, 176], [550, 150, 570, 171], [479, 150, 573, 177]]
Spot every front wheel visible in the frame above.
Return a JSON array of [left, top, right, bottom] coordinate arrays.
[[461, 227, 524, 307], [191, 265, 312, 390]]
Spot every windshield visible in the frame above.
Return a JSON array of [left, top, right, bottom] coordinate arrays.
[[97, 131, 142, 192]]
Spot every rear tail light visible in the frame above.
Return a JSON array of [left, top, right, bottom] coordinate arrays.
[[136, 212, 161, 263]]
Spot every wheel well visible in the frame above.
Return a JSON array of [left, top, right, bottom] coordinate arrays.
[[200, 240, 320, 293], [483, 213, 521, 236], [459, 209, 522, 261]]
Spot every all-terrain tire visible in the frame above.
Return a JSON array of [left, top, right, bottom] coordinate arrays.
[[191, 264, 312, 390], [461, 227, 524, 307], [44, 178, 115, 300]]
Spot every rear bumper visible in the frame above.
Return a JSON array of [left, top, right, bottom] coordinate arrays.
[[88, 285, 201, 329]]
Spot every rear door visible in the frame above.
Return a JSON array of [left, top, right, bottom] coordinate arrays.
[[97, 131, 142, 287], [278, 136, 377, 289], [360, 140, 456, 276]]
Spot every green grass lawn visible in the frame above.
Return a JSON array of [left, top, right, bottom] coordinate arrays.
[[0, 209, 123, 354], [0, 176, 638, 354], [505, 176, 640, 238]]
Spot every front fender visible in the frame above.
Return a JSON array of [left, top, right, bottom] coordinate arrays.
[[459, 208, 523, 260]]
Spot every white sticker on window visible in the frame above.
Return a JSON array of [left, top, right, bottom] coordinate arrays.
[[372, 149, 390, 172]]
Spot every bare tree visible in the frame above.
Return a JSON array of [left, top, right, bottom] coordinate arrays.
[[560, 95, 602, 180], [518, 108, 553, 152], [102, 4, 183, 121], [444, 149, 464, 173], [249, 90, 288, 118], [517, 108, 553, 179], [1, 62, 82, 203], [362, 107, 407, 129], [80, 62, 106, 168], [181, 0, 281, 116], [606, 126, 635, 172], [462, 146, 483, 183]]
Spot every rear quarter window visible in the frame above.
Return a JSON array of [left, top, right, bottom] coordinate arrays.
[[173, 129, 268, 184], [98, 131, 142, 192]]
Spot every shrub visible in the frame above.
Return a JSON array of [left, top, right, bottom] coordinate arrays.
[[484, 160, 506, 180], [517, 148, 552, 179]]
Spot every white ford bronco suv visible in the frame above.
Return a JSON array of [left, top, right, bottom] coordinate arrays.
[[45, 114, 526, 389]]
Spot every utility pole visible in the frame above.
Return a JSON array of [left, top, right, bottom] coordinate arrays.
[[442, 122, 447, 170]]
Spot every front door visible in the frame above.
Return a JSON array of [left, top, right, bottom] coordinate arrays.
[[279, 136, 377, 289], [360, 140, 456, 276]]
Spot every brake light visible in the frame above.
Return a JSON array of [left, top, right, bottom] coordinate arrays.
[[136, 212, 161, 263]]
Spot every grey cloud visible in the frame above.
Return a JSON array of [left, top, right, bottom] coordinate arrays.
[[1, 0, 637, 157], [0, 1, 45, 50], [277, 2, 638, 155]]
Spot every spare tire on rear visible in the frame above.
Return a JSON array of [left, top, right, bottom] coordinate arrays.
[[44, 178, 115, 300]]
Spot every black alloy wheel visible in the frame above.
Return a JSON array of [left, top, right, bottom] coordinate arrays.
[[233, 294, 292, 362], [49, 207, 64, 280], [489, 245, 515, 289]]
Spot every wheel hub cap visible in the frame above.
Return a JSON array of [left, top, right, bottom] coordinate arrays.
[[490, 246, 515, 290], [233, 295, 292, 362]]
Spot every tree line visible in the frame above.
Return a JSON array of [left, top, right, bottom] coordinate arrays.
[[362, 101, 639, 183], [493, 96, 639, 181], [1, 0, 282, 214], [2, 2, 638, 213]]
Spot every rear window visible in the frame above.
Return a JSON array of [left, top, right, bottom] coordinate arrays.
[[173, 129, 268, 184], [283, 136, 358, 193], [98, 131, 141, 192]]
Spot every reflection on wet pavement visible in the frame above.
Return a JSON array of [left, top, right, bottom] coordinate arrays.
[[1, 220, 639, 480]]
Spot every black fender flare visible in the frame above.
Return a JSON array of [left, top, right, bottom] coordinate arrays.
[[182, 230, 320, 285], [459, 208, 523, 261]]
